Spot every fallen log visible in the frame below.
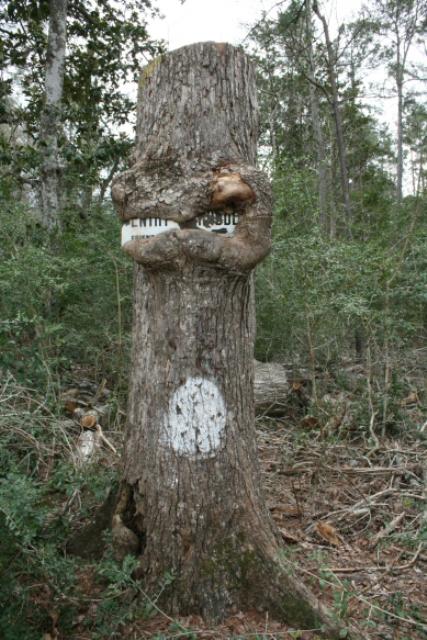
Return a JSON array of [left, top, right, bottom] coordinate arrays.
[[254, 361, 309, 416]]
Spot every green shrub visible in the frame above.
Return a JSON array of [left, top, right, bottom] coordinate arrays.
[[0, 201, 133, 392]]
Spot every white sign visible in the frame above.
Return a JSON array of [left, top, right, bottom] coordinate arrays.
[[121, 218, 179, 244], [121, 212, 239, 245]]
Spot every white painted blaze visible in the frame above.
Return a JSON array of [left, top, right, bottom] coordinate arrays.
[[163, 377, 226, 456]]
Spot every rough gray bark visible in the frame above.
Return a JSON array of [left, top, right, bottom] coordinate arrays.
[[39, 0, 67, 230], [111, 42, 363, 638]]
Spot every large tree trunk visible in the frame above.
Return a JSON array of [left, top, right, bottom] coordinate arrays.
[[126, 266, 282, 617], [39, 0, 67, 230], [111, 42, 362, 638]]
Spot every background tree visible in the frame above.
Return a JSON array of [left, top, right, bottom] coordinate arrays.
[[248, 0, 426, 380], [313, 0, 352, 232], [0, 0, 161, 388], [39, 0, 67, 230], [363, 0, 427, 202], [0, 0, 161, 225]]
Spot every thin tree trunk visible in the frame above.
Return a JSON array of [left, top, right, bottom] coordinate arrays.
[[99, 158, 120, 203], [313, 2, 366, 359], [305, 0, 329, 232], [268, 74, 279, 164], [389, 0, 421, 203], [111, 42, 361, 638], [313, 2, 352, 234], [329, 122, 338, 239], [40, 0, 67, 230], [396, 28, 404, 203]]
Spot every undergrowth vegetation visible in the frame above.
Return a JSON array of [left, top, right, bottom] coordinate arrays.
[[0, 203, 135, 638], [0, 377, 114, 639], [0, 202, 133, 393]]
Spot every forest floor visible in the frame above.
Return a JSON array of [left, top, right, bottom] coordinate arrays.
[[2, 373, 426, 640], [70, 410, 426, 640], [126, 437, 425, 640]]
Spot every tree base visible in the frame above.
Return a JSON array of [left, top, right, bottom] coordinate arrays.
[[111, 483, 365, 640]]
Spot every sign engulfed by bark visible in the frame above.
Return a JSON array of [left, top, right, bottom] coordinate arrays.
[[121, 212, 239, 244], [111, 42, 357, 640]]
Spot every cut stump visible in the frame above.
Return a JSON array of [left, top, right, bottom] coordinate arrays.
[[111, 42, 365, 639]]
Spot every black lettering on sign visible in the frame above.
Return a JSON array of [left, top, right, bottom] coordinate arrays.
[[197, 212, 239, 233], [123, 215, 238, 246]]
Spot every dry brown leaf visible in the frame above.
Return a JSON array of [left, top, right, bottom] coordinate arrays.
[[301, 415, 319, 429], [271, 504, 301, 517], [226, 614, 247, 634], [279, 527, 301, 544], [63, 399, 79, 414], [315, 521, 342, 547], [400, 391, 419, 406], [80, 414, 97, 429]]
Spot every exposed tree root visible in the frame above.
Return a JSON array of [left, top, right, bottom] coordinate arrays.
[[66, 479, 365, 639], [242, 546, 368, 640], [65, 482, 118, 559]]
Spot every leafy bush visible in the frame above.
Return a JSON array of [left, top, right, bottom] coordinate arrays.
[[255, 210, 427, 367], [0, 200, 133, 391], [0, 377, 117, 639]]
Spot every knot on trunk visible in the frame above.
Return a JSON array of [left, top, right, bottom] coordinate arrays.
[[112, 163, 272, 273], [210, 169, 256, 210]]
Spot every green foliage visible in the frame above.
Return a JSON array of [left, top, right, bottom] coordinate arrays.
[[0, 199, 133, 390], [0, 468, 78, 638], [0, 376, 120, 639], [0, 0, 163, 209], [90, 556, 175, 638], [251, 0, 427, 407], [256, 204, 427, 356]]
